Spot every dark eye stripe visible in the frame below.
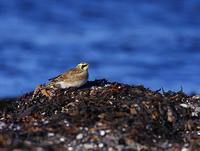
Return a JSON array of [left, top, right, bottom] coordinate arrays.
[[80, 64, 86, 70]]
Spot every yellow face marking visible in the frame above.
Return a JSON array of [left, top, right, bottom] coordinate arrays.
[[77, 63, 89, 71]]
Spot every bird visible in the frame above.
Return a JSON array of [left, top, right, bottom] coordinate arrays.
[[47, 62, 89, 89], [32, 62, 89, 99]]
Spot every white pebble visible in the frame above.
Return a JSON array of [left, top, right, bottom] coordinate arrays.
[[192, 95, 200, 99], [33, 122, 38, 126], [109, 101, 113, 105], [181, 147, 190, 151], [99, 130, 106, 136], [48, 133, 54, 137], [60, 137, 65, 142], [98, 143, 104, 148], [84, 143, 95, 149], [76, 133, 83, 140], [41, 112, 46, 115], [68, 147, 73, 151], [180, 104, 188, 108], [105, 84, 111, 87]]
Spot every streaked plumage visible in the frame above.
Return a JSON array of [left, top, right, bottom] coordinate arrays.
[[47, 62, 89, 89]]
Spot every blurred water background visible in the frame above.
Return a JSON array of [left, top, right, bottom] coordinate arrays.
[[0, 0, 200, 98]]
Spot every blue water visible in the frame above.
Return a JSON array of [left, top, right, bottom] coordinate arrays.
[[1, 0, 200, 98]]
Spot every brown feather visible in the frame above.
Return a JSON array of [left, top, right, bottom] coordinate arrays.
[[49, 68, 84, 82]]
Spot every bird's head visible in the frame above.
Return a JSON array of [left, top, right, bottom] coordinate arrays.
[[77, 62, 89, 71]]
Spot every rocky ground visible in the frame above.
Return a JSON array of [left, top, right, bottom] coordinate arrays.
[[0, 79, 200, 151]]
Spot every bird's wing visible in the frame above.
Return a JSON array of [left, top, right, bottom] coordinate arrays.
[[49, 68, 82, 82], [48, 74, 62, 82]]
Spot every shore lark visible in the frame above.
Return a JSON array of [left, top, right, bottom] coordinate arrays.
[[32, 62, 89, 99], [48, 62, 89, 89]]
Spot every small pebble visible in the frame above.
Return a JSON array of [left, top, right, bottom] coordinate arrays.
[[109, 101, 113, 105], [98, 143, 104, 148], [84, 127, 89, 131], [41, 112, 46, 115], [35, 147, 44, 151], [84, 143, 96, 149], [192, 95, 200, 99], [60, 137, 65, 142], [48, 133, 54, 137], [181, 147, 189, 151], [108, 147, 114, 151], [14, 125, 21, 131], [76, 133, 83, 140], [105, 84, 111, 87], [33, 122, 38, 126], [43, 120, 49, 124], [99, 130, 106, 136], [68, 147, 73, 151], [168, 143, 172, 147], [180, 104, 188, 108], [54, 110, 58, 114], [122, 128, 126, 132]]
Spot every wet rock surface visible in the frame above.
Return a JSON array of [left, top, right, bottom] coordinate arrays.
[[0, 79, 200, 151]]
